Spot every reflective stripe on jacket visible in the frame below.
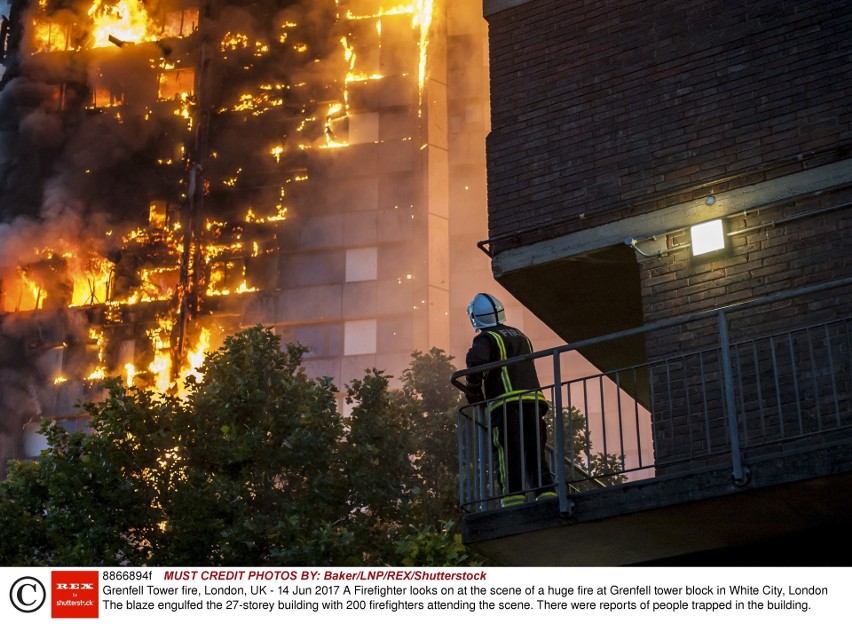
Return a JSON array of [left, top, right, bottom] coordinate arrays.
[[465, 325, 547, 411]]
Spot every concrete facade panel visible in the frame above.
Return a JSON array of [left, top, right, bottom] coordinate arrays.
[[343, 210, 379, 246], [280, 251, 345, 287], [377, 315, 414, 354], [342, 280, 379, 318], [379, 110, 417, 142], [296, 214, 345, 250], [276, 285, 343, 323], [377, 208, 415, 242], [378, 140, 418, 174], [376, 278, 415, 315]]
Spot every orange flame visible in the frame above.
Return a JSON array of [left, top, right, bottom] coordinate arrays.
[[87, 0, 157, 48], [146, 316, 173, 393], [180, 326, 210, 386]]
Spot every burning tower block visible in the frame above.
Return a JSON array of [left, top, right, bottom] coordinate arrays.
[[1, 1, 565, 474]]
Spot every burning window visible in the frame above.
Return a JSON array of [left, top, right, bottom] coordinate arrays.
[[161, 8, 199, 39], [2, 255, 72, 312], [91, 84, 124, 108], [30, 19, 76, 53], [206, 259, 255, 296], [88, 0, 157, 48], [148, 201, 168, 229], [157, 68, 195, 101]]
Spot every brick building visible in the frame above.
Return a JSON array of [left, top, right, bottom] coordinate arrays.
[[458, 0, 852, 565]]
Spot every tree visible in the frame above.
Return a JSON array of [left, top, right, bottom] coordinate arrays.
[[0, 327, 483, 566], [548, 406, 627, 491], [400, 348, 463, 524], [342, 368, 419, 564]]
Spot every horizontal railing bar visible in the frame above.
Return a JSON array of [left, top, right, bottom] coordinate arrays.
[[451, 276, 852, 389]]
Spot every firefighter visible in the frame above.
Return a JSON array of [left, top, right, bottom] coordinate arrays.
[[464, 293, 556, 507]]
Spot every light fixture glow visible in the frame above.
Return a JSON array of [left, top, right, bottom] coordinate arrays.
[[690, 219, 725, 256]]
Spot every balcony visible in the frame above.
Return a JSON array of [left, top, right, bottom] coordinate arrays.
[[452, 278, 852, 566]]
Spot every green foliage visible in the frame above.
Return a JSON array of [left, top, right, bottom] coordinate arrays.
[[393, 520, 489, 567], [401, 349, 463, 523], [549, 406, 627, 491], [0, 328, 480, 567]]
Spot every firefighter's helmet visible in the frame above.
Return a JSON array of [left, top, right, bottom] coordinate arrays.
[[467, 293, 505, 330]]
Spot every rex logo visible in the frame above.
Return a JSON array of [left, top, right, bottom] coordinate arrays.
[[52, 571, 99, 619]]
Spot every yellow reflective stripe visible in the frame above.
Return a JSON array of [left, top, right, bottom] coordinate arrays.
[[485, 331, 514, 395], [488, 390, 547, 411]]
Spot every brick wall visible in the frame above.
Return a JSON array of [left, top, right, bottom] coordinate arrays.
[[640, 189, 852, 335], [485, 0, 852, 251], [639, 189, 852, 469]]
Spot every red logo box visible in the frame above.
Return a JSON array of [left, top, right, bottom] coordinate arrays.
[[52, 571, 99, 619]]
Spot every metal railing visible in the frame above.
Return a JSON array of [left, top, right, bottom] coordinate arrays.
[[452, 277, 852, 514]]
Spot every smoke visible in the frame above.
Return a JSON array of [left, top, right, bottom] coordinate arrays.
[[0, 307, 92, 477], [0, 0, 427, 470]]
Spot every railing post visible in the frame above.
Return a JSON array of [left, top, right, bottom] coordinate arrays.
[[551, 351, 573, 515], [719, 310, 748, 485], [457, 409, 465, 510], [476, 405, 490, 511]]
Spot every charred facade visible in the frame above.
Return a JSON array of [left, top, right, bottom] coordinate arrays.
[[0, 0, 534, 475]]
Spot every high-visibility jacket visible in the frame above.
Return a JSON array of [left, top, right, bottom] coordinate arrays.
[[465, 325, 547, 410]]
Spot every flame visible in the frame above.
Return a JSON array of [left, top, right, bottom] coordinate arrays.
[[69, 256, 113, 307], [181, 327, 210, 385], [245, 208, 287, 224], [19, 270, 46, 311], [221, 32, 249, 52], [343, 2, 434, 102], [415, 0, 434, 95], [222, 92, 284, 116], [147, 316, 174, 393], [87, 327, 108, 381], [173, 93, 194, 128], [12, 0, 437, 400], [323, 102, 349, 148], [31, 21, 72, 54], [87, 0, 157, 48], [346, 4, 420, 20], [204, 262, 257, 297]]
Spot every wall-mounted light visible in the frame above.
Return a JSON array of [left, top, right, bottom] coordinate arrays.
[[690, 218, 726, 256]]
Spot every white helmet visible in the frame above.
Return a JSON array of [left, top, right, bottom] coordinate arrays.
[[467, 293, 505, 330]]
